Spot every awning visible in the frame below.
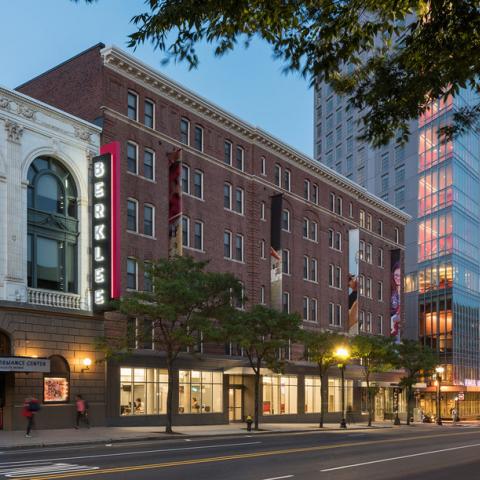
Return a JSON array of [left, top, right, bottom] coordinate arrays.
[[224, 367, 274, 376]]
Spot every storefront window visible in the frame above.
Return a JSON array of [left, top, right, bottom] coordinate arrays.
[[305, 376, 321, 413], [328, 378, 354, 412], [178, 370, 223, 414], [262, 375, 298, 415], [120, 368, 168, 416], [43, 355, 70, 403]]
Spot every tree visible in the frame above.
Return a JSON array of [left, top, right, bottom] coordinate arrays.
[[117, 256, 241, 433], [222, 305, 302, 430], [303, 331, 345, 428], [351, 335, 395, 427], [394, 340, 437, 426], [77, 0, 480, 145]]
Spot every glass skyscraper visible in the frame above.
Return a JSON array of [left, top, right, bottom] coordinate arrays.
[[314, 85, 480, 415]]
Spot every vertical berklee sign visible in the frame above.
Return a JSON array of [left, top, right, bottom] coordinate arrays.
[[390, 248, 401, 343], [91, 142, 120, 312], [270, 194, 283, 311], [168, 149, 183, 257], [348, 229, 360, 334]]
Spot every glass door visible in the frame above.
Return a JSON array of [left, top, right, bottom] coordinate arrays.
[[228, 387, 243, 422]]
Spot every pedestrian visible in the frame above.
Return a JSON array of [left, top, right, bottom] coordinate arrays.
[[22, 396, 40, 438], [75, 394, 90, 429], [246, 415, 253, 432], [346, 405, 355, 425], [451, 407, 458, 425]]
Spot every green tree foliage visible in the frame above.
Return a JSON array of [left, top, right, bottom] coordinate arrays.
[[351, 335, 395, 426], [221, 305, 302, 430], [117, 256, 241, 433], [76, 0, 480, 145], [394, 340, 437, 425], [303, 331, 346, 428]]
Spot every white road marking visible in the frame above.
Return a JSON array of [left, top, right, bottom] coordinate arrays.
[[262, 476, 294, 480], [0, 441, 261, 467], [2, 463, 98, 478], [320, 442, 480, 472]]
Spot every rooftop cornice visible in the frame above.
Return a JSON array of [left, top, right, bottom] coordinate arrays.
[[101, 45, 410, 224]]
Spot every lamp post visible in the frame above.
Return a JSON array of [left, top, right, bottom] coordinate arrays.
[[435, 366, 445, 426], [335, 346, 350, 429]]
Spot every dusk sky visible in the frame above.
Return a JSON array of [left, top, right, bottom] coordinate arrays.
[[1, 0, 313, 156]]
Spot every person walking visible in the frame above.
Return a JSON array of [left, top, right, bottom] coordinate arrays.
[[22, 397, 40, 438], [75, 394, 90, 429], [451, 407, 458, 425]]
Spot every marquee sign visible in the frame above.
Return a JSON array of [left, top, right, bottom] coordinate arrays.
[[91, 142, 120, 312], [0, 356, 50, 373]]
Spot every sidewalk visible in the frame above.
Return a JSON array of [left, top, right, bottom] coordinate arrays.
[[0, 421, 394, 450]]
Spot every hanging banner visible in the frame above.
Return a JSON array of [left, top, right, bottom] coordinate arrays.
[[91, 142, 121, 312], [348, 229, 360, 334], [270, 194, 283, 311], [390, 249, 401, 342], [168, 149, 183, 257]]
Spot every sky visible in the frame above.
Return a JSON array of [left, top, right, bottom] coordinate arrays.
[[0, 0, 313, 156]]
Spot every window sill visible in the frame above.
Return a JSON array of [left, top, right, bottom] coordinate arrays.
[[184, 246, 205, 254], [224, 257, 245, 265], [304, 279, 319, 285], [224, 207, 245, 217], [328, 286, 343, 291], [184, 193, 205, 202], [127, 231, 157, 240]]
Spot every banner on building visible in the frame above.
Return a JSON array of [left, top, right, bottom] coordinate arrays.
[[0, 356, 50, 372], [348, 229, 360, 334], [270, 194, 283, 311], [91, 142, 121, 312], [390, 248, 401, 342], [168, 149, 183, 257]]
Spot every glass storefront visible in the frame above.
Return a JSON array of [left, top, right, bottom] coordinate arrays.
[[262, 375, 298, 415], [304, 376, 354, 413], [120, 368, 168, 416], [178, 370, 223, 414]]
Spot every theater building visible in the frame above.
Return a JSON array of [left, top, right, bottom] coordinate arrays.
[[0, 86, 105, 429], [18, 44, 410, 426]]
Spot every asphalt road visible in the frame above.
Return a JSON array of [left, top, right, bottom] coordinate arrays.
[[1, 425, 480, 479]]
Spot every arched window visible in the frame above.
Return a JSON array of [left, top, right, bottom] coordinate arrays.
[[27, 157, 79, 293], [0, 331, 11, 356], [43, 355, 70, 403]]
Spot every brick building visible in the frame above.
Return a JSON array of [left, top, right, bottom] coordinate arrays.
[[18, 44, 410, 426], [0, 86, 105, 430]]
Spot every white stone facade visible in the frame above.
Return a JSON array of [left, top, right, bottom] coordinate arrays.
[[0, 86, 100, 309]]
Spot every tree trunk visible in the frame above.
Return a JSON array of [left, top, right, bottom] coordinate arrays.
[[406, 385, 412, 426], [166, 359, 175, 434], [366, 374, 372, 427], [319, 371, 328, 428], [254, 370, 260, 430]]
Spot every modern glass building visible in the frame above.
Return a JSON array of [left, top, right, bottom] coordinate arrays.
[[314, 86, 480, 415]]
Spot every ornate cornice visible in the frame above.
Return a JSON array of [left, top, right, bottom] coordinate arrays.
[[5, 120, 23, 143], [101, 46, 410, 224]]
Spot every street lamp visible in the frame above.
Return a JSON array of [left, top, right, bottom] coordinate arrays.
[[335, 346, 350, 429], [435, 366, 445, 426]]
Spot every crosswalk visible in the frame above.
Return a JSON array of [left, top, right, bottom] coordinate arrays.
[[0, 462, 98, 478]]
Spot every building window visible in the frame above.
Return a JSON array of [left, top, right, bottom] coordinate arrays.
[[335, 266, 342, 289], [234, 188, 244, 214], [359, 275, 365, 296], [395, 227, 400, 243], [260, 285, 265, 304], [194, 126, 203, 151], [260, 201, 266, 220], [144, 204, 154, 237], [282, 249, 290, 275], [182, 216, 190, 247], [282, 209, 290, 232], [378, 248, 384, 267], [223, 183, 232, 209], [359, 209, 365, 228], [127, 91, 138, 121], [378, 281, 383, 301], [366, 277, 372, 299], [127, 258, 137, 290], [312, 184, 319, 204], [178, 370, 223, 414], [359, 310, 365, 331], [395, 187, 405, 207], [303, 256, 308, 280], [310, 258, 318, 282], [366, 243, 372, 264], [378, 315, 384, 335], [336, 196, 342, 215], [235, 234, 244, 262], [180, 118, 190, 145], [43, 355, 70, 403], [262, 375, 297, 415], [334, 232, 341, 251], [310, 221, 318, 242], [329, 192, 335, 212], [359, 240, 365, 261], [349, 202, 353, 218], [260, 156, 266, 175], [127, 199, 138, 232], [27, 157, 79, 293], [143, 149, 154, 180], [377, 219, 383, 236], [224, 231, 232, 258], [310, 298, 317, 322], [144, 262, 153, 292], [144, 99, 154, 128], [366, 214, 372, 231], [224, 141, 232, 165], [193, 221, 203, 250], [283, 169, 291, 191], [282, 292, 290, 313], [304, 180, 310, 200], [274, 164, 281, 187], [260, 239, 266, 259], [381, 174, 389, 192], [381, 151, 389, 173], [193, 170, 203, 199], [328, 303, 341, 326], [120, 368, 168, 416], [181, 165, 190, 194], [127, 142, 138, 174], [328, 264, 334, 287], [236, 146, 244, 171], [303, 297, 309, 320], [303, 219, 309, 239]]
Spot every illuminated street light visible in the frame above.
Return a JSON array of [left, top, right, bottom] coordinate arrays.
[[335, 346, 351, 429]]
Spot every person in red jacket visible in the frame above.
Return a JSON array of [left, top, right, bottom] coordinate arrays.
[[22, 397, 40, 438]]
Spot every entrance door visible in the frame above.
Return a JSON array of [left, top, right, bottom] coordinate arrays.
[[228, 387, 243, 422]]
